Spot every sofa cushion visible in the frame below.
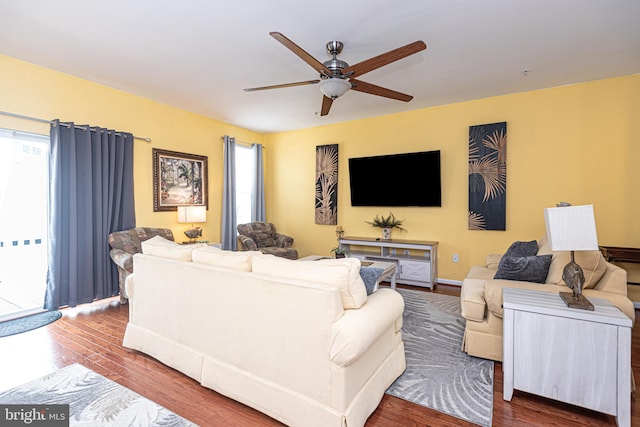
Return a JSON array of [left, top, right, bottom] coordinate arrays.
[[538, 236, 607, 288], [253, 232, 276, 248], [485, 254, 503, 270], [545, 250, 608, 289], [310, 257, 367, 301], [192, 246, 263, 271], [251, 255, 367, 309], [494, 255, 553, 283], [141, 235, 200, 261], [537, 236, 552, 255]]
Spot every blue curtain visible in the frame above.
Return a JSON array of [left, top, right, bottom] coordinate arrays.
[[45, 120, 135, 310], [221, 135, 237, 250], [252, 143, 266, 222]]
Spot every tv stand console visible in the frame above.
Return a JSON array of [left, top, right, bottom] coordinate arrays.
[[339, 236, 438, 289]]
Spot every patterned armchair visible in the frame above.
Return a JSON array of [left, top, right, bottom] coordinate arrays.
[[108, 227, 174, 303], [237, 222, 298, 260]]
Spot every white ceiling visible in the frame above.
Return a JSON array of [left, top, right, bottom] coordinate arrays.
[[1, 0, 639, 134]]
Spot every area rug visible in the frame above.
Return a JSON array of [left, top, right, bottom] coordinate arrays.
[[0, 310, 62, 338], [386, 288, 494, 427], [0, 363, 197, 426]]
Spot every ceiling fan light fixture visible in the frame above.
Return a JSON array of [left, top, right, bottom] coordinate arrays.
[[318, 78, 351, 99]]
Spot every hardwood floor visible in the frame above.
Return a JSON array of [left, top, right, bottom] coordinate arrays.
[[0, 284, 638, 426]]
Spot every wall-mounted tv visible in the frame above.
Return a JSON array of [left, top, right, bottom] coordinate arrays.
[[348, 150, 441, 207]]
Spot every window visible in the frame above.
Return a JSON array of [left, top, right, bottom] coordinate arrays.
[[235, 144, 256, 226]]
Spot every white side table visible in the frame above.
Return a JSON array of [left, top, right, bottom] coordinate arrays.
[[502, 288, 632, 427]]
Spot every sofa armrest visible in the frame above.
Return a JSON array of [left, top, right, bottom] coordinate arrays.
[[583, 289, 636, 323], [461, 277, 488, 322], [110, 248, 133, 273], [330, 288, 404, 367], [461, 265, 497, 322], [124, 273, 135, 298], [594, 262, 628, 295], [274, 233, 294, 248], [238, 235, 258, 251]]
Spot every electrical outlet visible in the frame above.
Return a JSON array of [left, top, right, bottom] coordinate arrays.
[[452, 253, 459, 263], [403, 250, 410, 256]]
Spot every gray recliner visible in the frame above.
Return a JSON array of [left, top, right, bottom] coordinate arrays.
[[237, 222, 298, 260], [107, 227, 174, 303]]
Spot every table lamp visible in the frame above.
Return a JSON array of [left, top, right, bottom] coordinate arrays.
[[177, 205, 206, 243], [544, 203, 598, 310]]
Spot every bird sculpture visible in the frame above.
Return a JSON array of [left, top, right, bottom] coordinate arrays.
[[562, 257, 585, 298], [184, 227, 202, 241]]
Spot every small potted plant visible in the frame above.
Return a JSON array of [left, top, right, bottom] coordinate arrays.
[[366, 212, 406, 240], [330, 246, 350, 258]]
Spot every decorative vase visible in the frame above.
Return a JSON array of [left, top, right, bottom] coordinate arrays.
[[381, 227, 392, 240]]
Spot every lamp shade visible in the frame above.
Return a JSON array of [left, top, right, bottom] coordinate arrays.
[[177, 205, 206, 224], [544, 204, 598, 251], [318, 78, 351, 99]]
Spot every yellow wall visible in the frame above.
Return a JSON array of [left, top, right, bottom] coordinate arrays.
[[0, 54, 264, 243], [2, 53, 638, 282], [266, 74, 640, 281]]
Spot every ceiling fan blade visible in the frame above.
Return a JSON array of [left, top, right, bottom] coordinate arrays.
[[350, 79, 413, 102], [320, 96, 333, 116], [342, 41, 426, 78], [244, 80, 320, 92], [270, 32, 332, 76]]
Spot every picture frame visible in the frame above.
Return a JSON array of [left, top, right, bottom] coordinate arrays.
[[153, 148, 208, 212]]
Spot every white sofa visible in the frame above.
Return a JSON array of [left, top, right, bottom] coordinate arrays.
[[123, 240, 406, 427]]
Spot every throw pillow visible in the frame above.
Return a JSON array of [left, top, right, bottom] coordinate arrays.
[[359, 267, 384, 295], [496, 240, 540, 276], [503, 240, 539, 258], [141, 235, 199, 261], [494, 255, 553, 283]]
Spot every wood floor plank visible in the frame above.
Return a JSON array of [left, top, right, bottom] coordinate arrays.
[[1, 287, 638, 426]]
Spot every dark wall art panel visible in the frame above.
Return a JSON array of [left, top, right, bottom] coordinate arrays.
[[468, 122, 507, 230], [315, 144, 338, 225]]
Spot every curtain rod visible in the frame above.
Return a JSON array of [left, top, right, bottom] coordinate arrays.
[[0, 110, 152, 143], [220, 136, 260, 148]]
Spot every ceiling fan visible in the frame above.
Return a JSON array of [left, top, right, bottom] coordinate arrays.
[[244, 32, 427, 116]]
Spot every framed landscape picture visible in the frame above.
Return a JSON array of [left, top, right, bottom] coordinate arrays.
[[153, 148, 208, 212]]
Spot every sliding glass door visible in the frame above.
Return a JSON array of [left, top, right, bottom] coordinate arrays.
[[0, 129, 49, 320]]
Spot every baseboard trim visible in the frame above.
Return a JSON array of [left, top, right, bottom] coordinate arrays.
[[437, 278, 462, 287]]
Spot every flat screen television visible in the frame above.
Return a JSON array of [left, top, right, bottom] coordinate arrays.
[[348, 150, 441, 207]]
